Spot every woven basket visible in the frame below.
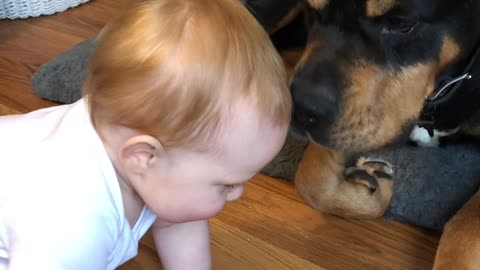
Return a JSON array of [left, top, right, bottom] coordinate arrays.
[[0, 0, 90, 19]]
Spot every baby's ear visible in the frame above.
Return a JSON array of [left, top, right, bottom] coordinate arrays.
[[120, 135, 165, 176]]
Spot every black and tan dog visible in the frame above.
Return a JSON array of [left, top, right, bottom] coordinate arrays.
[[245, 0, 480, 268]]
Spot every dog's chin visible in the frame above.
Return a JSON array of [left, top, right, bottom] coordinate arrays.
[[304, 130, 369, 154], [325, 140, 365, 154], [290, 120, 380, 153], [289, 122, 339, 150]]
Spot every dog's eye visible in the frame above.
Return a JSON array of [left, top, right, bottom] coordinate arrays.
[[381, 17, 418, 35]]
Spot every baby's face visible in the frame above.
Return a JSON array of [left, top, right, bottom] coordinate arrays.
[[139, 103, 289, 223]]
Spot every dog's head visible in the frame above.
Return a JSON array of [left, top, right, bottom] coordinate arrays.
[[283, 0, 480, 154]]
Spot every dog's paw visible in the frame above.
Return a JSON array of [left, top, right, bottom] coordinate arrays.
[[344, 158, 393, 194]]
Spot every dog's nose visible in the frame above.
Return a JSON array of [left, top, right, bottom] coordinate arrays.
[[291, 76, 339, 130]]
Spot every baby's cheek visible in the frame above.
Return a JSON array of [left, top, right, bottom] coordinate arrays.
[[203, 194, 227, 218]]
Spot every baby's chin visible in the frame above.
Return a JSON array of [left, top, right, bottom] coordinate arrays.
[[226, 184, 245, 202]]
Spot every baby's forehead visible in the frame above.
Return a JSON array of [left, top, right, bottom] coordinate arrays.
[[212, 107, 288, 166]]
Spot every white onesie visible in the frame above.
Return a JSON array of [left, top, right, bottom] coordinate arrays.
[[0, 99, 157, 270]]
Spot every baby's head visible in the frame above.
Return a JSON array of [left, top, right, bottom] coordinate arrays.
[[83, 0, 291, 223]]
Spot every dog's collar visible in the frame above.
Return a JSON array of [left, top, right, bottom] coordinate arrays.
[[418, 42, 480, 136]]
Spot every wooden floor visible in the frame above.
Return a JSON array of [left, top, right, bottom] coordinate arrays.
[[0, 1, 440, 269]]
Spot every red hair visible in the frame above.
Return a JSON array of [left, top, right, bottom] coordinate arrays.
[[84, 0, 291, 149]]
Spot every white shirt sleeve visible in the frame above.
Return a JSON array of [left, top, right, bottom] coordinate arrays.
[[7, 214, 115, 270], [0, 258, 7, 270]]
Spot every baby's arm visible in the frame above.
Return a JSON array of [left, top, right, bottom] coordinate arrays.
[[152, 219, 211, 270]]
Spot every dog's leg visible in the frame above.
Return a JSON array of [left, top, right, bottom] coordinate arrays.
[[294, 143, 393, 219], [433, 189, 480, 270]]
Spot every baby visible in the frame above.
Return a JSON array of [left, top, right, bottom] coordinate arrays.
[[0, 0, 291, 269]]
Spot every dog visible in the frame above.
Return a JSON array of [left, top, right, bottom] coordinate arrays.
[[245, 0, 480, 268]]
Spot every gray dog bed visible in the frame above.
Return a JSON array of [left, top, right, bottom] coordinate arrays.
[[32, 39, 94, 104]]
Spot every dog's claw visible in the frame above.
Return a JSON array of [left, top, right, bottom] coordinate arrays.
[[373, 170, 393, 179], [363, 160, 393, 175], [345, 169, 379, 193], [344, 158, 393, 194]]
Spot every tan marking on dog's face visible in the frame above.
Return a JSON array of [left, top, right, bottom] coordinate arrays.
[[438, 36, 461, 69], [307, 0, 329, 10], [295, 42, 320, 73], [326, 62, 436, 153], [271, 3, 305, 34], [366, 0, 397, 17], [291, 29, 462, 154], [424, 36, 461, 100], [318, 35, 463, 153], [281, 49, 305, 83]]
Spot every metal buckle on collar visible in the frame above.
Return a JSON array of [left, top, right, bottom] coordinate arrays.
[[418, 41, 480, 137], [426, 73, 472, 102], [419, 73, 472, 137]]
